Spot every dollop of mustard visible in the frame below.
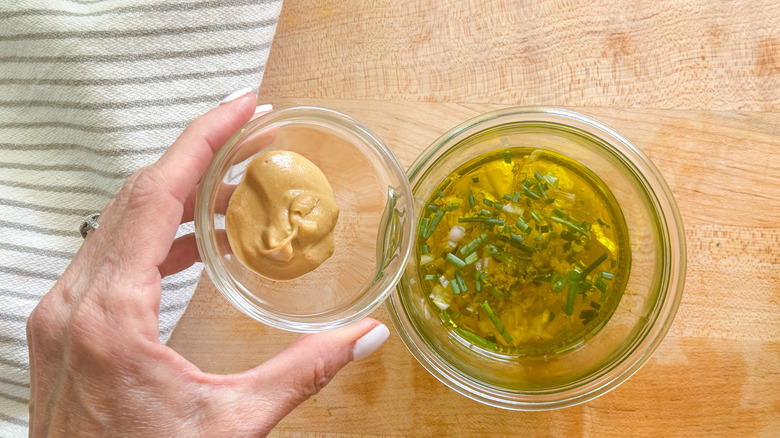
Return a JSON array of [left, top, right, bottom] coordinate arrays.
[[226, 150, 339, 280]]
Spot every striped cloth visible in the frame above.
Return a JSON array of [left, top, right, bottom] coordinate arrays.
[[0, 0, 283, 434]]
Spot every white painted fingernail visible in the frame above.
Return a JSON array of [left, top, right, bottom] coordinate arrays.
[[220, 87, 254, 104], [254, 103, 273, 114], [352, 324, 390, 361]]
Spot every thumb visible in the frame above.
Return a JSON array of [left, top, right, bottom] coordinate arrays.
[[237, 318, 389, 429]]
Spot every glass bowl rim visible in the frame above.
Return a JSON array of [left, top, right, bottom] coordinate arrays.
[[194, 106, 415, 333], [388, 105, 686, 410]]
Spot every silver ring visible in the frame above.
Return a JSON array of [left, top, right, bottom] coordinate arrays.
[[79, 213, 101, 238]]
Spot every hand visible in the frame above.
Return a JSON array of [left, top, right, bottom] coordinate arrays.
[[26, 91, 390, 437]]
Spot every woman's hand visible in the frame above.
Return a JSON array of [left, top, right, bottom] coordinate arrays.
[[26, 90, 389, 437]]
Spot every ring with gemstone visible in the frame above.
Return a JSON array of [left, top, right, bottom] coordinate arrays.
[[79, 213, 101, 238]]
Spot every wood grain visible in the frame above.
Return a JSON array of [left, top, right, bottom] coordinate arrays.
[[168, 99, 780, 437], [172, 0, 780, 435], [259, 0, 780, 111]]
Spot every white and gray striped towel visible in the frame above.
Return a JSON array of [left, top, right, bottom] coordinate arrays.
[[0, 0, 283, 434]]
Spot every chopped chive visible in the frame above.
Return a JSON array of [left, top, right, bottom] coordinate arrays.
[[483, 199, 494, 207], [523, 185, 541, 200], [425, 204, 438, 213], [468, 191, 475, 208], [436, 189, 444, 198], [544, 173, 558, 188], [441, 308, 456, 325], [423, 209, 445, 239], [460, 233, 489, 256], [548, 311, 556, 322], [472, 177, 480, 183], [601, 271, 614, 280], [580, 280, 593, 293], [503, 225, 511, 233], [503, 193, 512, 201], [445, 202, 460, 211], [478, 209, 491, 216], [531, 210, 544, 223], [512, 191, 520, 203], [420, 244, 430, 254], [509, 233, 534, 254], [440, 309, 452, 324], [564, 270, 581, 315], [534, 170, 544, 181], [504, 150, 512, 164], [494, 203, 503, 211], [490, 287, 504, 298], [485, 244, 510, 263], [553, 208, 566, 218], [581, 253, 608, 278], [540, 224, 549, 234], [590, 300, 602, 310], [547, 215, 590, 237], [579, 309, 598, 320], [537, 182, 547, 198], [480, 301, 513, 343], [545, 198, 556, 204], [418, 217, 430, 238], [525, 198, 532, 206], [595, 278, 608, 293], [515, 217, 530, 234], [552, 271, 573, 292], [456, 327, 497, 351], [445, 253, 466, 270], [458, 217, 505, 225], [597, 218, 607, 226], [454, 271, 468, 293], [464, 251, 479, 265], [475, 270, 482, 292], [451, 278, 462, 295], [424, 274, 437, 281]]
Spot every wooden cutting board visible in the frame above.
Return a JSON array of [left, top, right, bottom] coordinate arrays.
[[168, 98, 780, 437], [169, 0, 780, 435]]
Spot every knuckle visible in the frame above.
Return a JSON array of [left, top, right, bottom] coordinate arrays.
[[115, 167, 145, 201], [123, 167, 145, 191], [27, 293, 59, 329], [26, 295, 67, 347], [130, 167, 164, 197], [125, 167, 172, 209], [26, 307, 46, 336], [294, 356, 334, 399]]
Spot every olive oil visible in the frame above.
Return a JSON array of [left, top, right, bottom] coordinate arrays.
[[417, 148, 630, 356]]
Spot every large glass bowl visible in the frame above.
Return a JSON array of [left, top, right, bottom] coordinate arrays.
[[195, 107, 413, 332], [388, 106, 685, 410]]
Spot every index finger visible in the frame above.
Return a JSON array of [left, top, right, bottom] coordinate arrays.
[[116, 90, 256, 269], [155, 89, 257, 204]]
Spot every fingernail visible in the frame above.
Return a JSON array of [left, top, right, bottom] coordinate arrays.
[[254, 103, 273, 114], [220, 87, 254, 104], [352, 324, 390, 361]]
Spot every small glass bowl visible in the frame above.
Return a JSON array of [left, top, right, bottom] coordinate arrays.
[[388, 106, 686, 410], [195, 107, 413, 333]]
